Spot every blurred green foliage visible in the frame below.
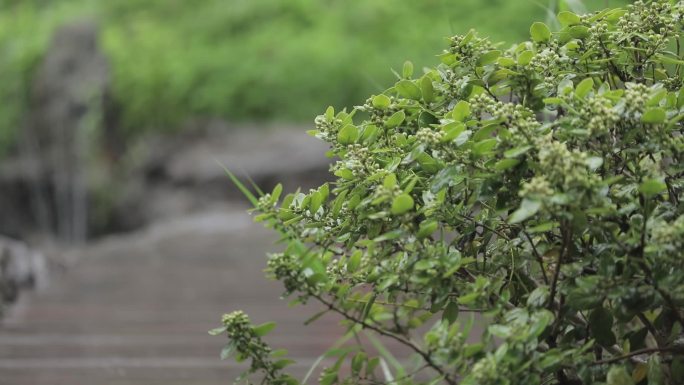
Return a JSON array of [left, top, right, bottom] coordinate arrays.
[[0, 0, 629, 151]]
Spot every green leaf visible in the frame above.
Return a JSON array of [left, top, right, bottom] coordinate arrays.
[[391, 194, 414, 215], [589, 307, 616, 347], [575, 78, 594, 98], [351, 352, 367, 375], [220, 343, 235, 360], [372, 94, 391, 109], [517, 50, 535, 66], [606, 366, 635, 385], [530, 22, 551, 42], [253, 322, 277, 337], [385, 110, 405, 128], [508, 199, 542, 224], [442, 301, 459, 324], [402, 60, 413, 78], [557, 11, 581, 26], [337, 124, 359, 144], [218, 163, 259, 207], [324, 106, 335, 121], [383, 173, 397, 189], [648, 355, 665, 385], [641, 108, 666, 123], [348, 250, 362, 272], [395, 80, 421, 100], [421, 76, 435, 102], [639, 179, 667, 196], [493, 158, 520, 170], [452, 101, 471, 122], [417, 220, 438, 238], [568, 25, 589, 39], [478, 50, 501, 66], [472, 138, 497, 155], [208, 326, 227, 336], [504, 145, 532, 158], [361, 293, 376, 321]]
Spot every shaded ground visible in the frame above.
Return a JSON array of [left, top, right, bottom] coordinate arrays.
[[0, 204, 341, 385]]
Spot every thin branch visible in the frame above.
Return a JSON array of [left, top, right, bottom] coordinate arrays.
[[591, 346, 684, 366], [312, 294, 457, 385], [523, 230, 549, 285]]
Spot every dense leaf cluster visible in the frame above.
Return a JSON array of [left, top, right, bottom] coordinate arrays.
[[217, 1, 684, 384]]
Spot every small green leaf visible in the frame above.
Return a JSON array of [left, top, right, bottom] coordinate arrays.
[[383, 173, 397, 189], [372, 94, 391, 109], [391, 194, 414, 215], [641, 108, 666, 123], [452, 101, 471, 122], [472, 138, 497, 155], [402, 60, 413, 78], [493, 158, 520, 170], [575, 78, 594, 98], [442, 301, 459, 324], [589, 307, 616, 347], [351, 352, 367, 375], [208, 326, 227, 336], [417, 220, 438, 238], [253, 322, 277, 337], [568, 25, 590, 39], [478, 50, 501, 66], [530, 22, 551, 42], [648, 355, 665, 385], [420, 76, 435, 102], [504, 145, 532, 158], [220, 343, 235, 360], [517, 50, 535, 65], [508, 199, 542, 224], [395, 80, 422, 100], [337, 124, 359, 144], [348, 250, 362, 272], [385, 110, 405, 128], [638, 179, 667, 196], [557, 11, 581, 26], [607, 366, 635, 385]]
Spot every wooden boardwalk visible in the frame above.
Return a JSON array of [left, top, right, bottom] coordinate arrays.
[[0, 206, 340, 385]]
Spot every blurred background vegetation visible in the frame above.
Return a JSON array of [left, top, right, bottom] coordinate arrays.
[[0, 0, 630, 154]]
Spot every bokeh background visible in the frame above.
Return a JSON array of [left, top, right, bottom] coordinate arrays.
[[0, 1, 630, 384]]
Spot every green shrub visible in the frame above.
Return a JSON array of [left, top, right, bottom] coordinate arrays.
[[215, 1, 684, 384]]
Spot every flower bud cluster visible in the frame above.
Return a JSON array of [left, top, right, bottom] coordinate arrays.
[[416, 127, 445, 146], [442, 69, 473, 101], [333, 144, 379, 177], [617, 1, 676, 36], [529, 45, 569, 88], [359, 96, 400, 127], [536, 135, 599, 191], [583, 95, 619, 136], [267, 252, 311, 296], [314, 114, 342, 142], [221, 311, 273, 372], [650, 215, 684, 251], [448, 30, 495, 68], [519, 176, 555, 199], [622, 83, 649, 118]]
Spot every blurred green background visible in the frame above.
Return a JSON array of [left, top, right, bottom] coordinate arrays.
[[0, 0, 629, 154]]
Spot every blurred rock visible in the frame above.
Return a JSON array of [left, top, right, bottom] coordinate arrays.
[[109, 122, 332, 231], [19, 18, 111, 243], [0, 236, 48, 309]]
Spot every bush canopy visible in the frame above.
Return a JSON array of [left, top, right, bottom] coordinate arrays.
[[215, 1, 684, 384]]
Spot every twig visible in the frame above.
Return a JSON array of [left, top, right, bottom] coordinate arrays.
[[312, 294, 457, 385], [591, 346, 684, 366]]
